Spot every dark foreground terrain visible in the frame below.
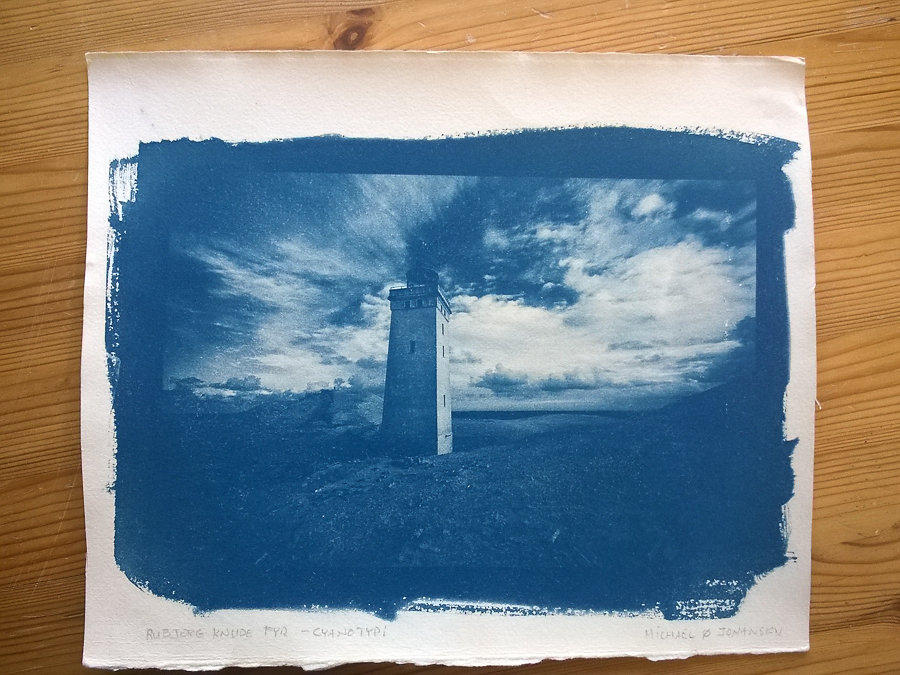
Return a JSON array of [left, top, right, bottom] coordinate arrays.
[[113, 382, 793, 619]]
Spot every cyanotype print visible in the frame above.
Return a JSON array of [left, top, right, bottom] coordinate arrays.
[[107, 129, 797, 620]]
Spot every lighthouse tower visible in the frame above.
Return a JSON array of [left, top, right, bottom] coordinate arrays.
[[381, 267, 452, 455]]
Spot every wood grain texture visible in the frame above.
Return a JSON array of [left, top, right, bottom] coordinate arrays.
[[1, 0, 898, 672]]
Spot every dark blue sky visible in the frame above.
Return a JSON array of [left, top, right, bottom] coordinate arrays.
[[161, 171, 756, 410]]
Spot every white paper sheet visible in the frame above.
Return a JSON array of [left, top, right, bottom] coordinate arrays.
[[83, 51, 814, 669]]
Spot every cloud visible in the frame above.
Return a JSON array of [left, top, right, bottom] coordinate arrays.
[[164, 173, 471, 393], [690, 207, 732, 228], [561, 239, 755, 347], [450, 349, 482, 365], [483, 227, 511, 250], [632, 192, 672, 218], [537, 373, 601, 392], [212, 375, 263, 391], [472, 366, 604, 398], [473, 364, 531, 394], [163, 172, 756, 410], [445, 179, 756, 408], [451, 294, 592, 386]]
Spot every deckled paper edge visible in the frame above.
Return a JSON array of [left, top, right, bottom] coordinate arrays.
[[82, 51, 814, 669]]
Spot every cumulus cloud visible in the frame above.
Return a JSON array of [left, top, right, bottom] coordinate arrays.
[[448, 238, 752, 408], [537, 373, 599, 392], [632, 192, 672, 219], [473, 364, 530, 393], [446, 179, 756, 408]]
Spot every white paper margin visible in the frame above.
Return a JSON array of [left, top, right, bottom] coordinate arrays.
[[82, 51, 815, 670]]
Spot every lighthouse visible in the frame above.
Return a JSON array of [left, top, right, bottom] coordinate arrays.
[[381, 267, 452, 455]]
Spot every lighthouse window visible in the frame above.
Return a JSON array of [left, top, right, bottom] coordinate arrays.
[[442, 345, 445, 357], [441, 323, 444, 335], [443, 394, 446, 407], [409, 340, 416, 354]]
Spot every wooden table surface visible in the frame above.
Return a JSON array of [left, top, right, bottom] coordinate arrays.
[[2, 1, 898, 673]]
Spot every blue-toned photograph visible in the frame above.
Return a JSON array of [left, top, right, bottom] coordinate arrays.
[[107, 128, 798, 620]]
